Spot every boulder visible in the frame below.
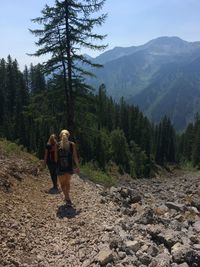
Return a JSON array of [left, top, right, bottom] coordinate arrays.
[[96, 248, 113, 266], [165, 202, 185, 212]]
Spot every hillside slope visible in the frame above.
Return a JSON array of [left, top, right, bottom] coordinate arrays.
[[87, 37, 200, 130], [0, 147, 200, 267], [131, 56, 200, 130]]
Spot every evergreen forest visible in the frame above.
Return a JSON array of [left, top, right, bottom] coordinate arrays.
[[1, 0, 200, 179], [1, 56, 200, 178]]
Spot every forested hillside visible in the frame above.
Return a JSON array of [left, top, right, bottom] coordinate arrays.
[[1, 56, 200, 177], [87, 37, 200, 130]]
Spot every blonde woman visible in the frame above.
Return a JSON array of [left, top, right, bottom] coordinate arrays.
[[57, 129, 80, 206], [44, 134, 58, 192]]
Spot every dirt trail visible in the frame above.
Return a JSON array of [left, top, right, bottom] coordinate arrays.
[[0, 156, 200, 267], [0, 168, 120, 267]]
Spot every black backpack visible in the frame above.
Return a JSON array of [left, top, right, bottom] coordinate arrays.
[[58, 142, 73, 171]]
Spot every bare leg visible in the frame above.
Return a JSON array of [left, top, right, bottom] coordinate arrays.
[[58, 174, 65, 197], [58, 173, 71, 201]]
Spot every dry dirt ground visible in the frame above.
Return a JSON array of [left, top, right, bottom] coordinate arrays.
[[0, 154, 200, 267]]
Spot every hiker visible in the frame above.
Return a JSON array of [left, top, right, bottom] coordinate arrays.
[[57, 129, 80, 206], [44, 134, 58, 192]]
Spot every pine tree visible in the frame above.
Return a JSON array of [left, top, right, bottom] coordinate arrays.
[[183, 123, 194, 161], [110, 129, 130, 172], [29, 64, 46, 94], [0, 59, 6, 132], [192, 125, 200, 167], [97, 84, 107, 129], [15, 73, 29, 145], [30, 0, 107, 135], [155, 116, 176, 165]]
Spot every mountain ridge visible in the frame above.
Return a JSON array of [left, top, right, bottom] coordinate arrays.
[[92, 36, 200, 64], [86, 36, 200, 130]]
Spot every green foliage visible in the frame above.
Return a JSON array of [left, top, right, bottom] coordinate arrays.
[[0, 138, 25, 155], [155, 116, 176, 165], [181, 161, 198, 172], [0, 54, 180, 179], [0, 138, 37, 163], [94, 129, 110, 170], [81, 162, 116, 187], [110, 129, 130, 172], [129, 141, 148, 178], [178, 114, 200, 168], [30, 0, 107, 133]]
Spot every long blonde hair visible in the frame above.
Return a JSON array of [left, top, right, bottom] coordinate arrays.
[[59, 129, 70, 149]]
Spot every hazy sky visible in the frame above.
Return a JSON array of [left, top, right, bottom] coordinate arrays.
[[1, 0, 200, 69]]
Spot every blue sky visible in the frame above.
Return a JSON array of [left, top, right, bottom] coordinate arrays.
[[1, 0, 200, 69]]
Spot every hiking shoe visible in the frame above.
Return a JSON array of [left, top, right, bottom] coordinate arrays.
[[48, 187, 60, 194], [65, 199, 72, 207], [53, 187, 60, 193]]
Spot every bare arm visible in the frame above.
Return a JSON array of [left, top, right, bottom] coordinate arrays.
[[72, 143, 80, 173]]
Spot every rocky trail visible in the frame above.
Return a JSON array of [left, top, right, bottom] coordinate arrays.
[[0, 153, 200, 267]]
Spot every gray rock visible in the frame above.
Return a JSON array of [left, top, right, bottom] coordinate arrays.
[[109, 236, 123, 250], [185, 250, 200, 266], [171, 242, 190, 264], [147, 245, 159, 257], [151, 229, 180, 250], [82, 259, 91, 267], [178, 263, 189, 267], [193, 244, 200, 251], [191, 199, 200, 212], [149, 253, 171, 267], [118, 251, 126, 259], [120, 188, 129, 198], [137, 208, 156, 225], [96, 249, 113, 266], [121, 255, 138, 265], [193, 221, 200, 232], [139, 253, 152, 265], [125, 240, 140, 252], [110, 186, 118, 195], [165, 202, 185, 212]]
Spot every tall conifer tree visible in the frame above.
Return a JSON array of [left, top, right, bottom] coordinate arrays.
[[30, 0, 107, 135], [0, 59, 6, 128]]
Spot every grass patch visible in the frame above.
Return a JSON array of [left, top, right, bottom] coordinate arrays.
[[81, 162, 117, 187], [181, 161, 199, 172], [0, 138, 38, 163]]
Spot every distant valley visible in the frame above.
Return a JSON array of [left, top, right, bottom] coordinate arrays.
[[87, 36, 200, 130]]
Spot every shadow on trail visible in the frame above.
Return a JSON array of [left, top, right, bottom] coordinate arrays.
[[56, 204, 81, 219]]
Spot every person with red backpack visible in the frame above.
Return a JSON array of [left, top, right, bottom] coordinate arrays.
[[57, 129, 80, 206], [44, 134, 59, 193]]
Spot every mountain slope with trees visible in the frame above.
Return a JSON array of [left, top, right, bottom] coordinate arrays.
[[2, 54, 200, 176], [131, 55, 200, 130], [0, 55, 179, 178], [87, 37, 200, 130]]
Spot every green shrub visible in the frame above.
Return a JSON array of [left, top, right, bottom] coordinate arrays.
[[181, 161, 198, 172], [0, 138, 38, 162], [81, 162, 116, 187]]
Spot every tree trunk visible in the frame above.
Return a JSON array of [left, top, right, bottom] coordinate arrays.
[[65, 0, 75, 139]]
